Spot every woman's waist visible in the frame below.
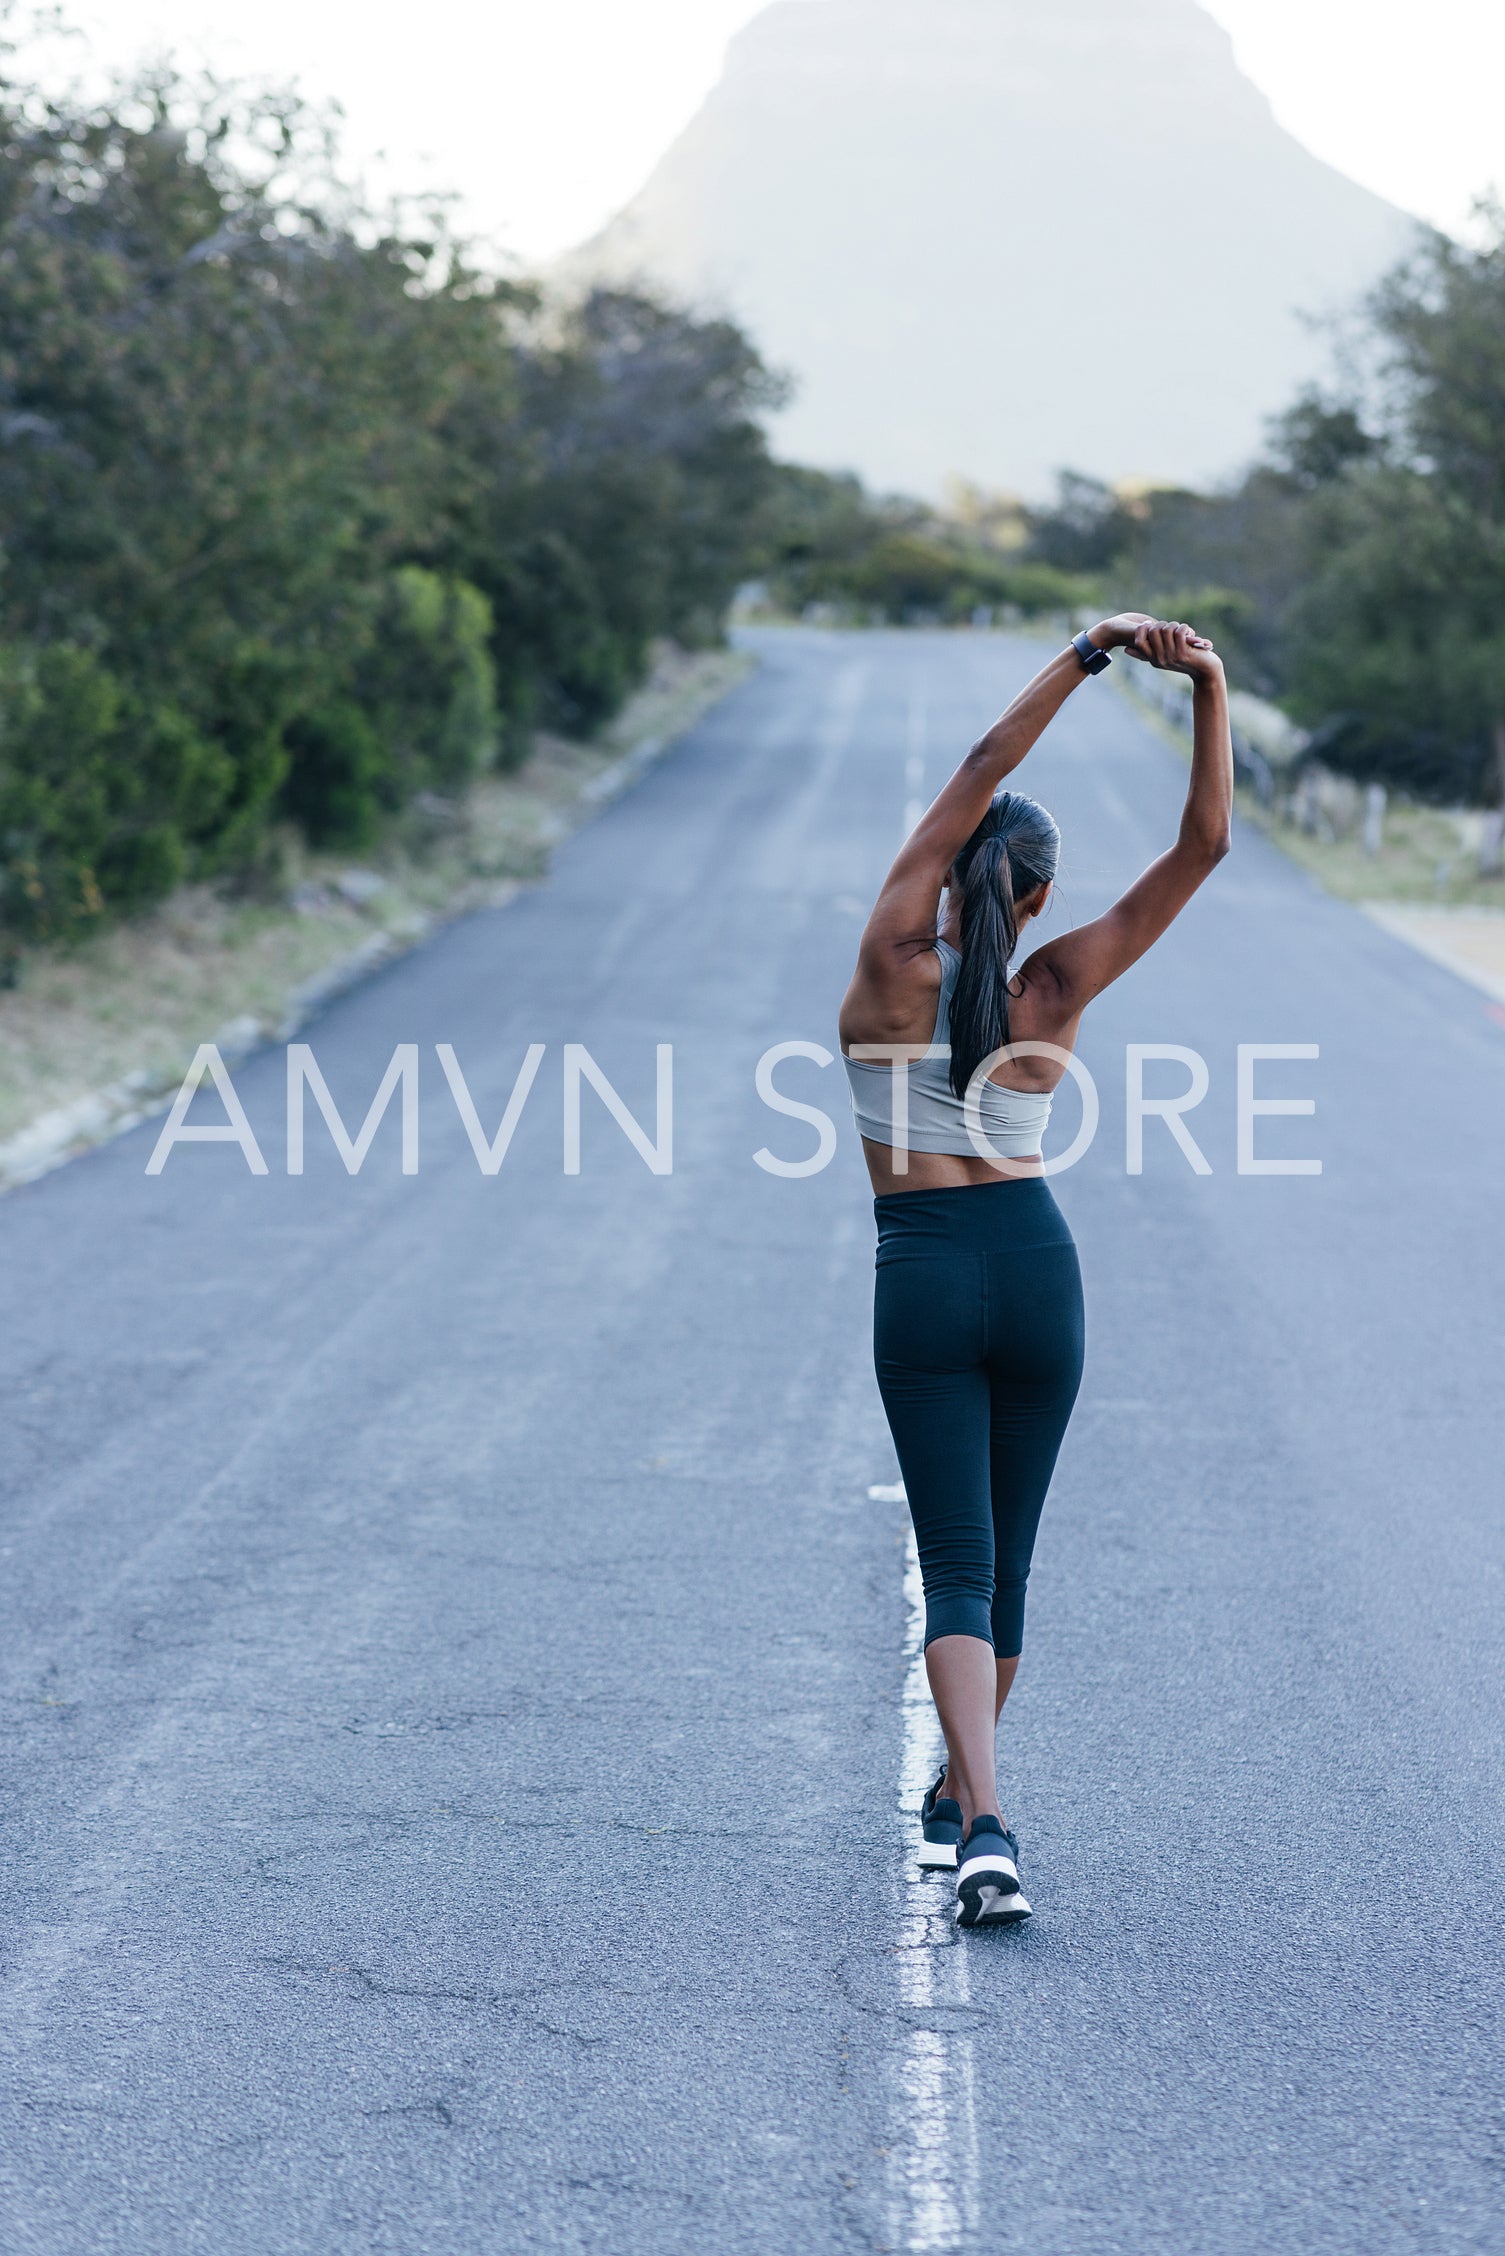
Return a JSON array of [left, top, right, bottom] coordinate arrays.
[[873, 1172, 1075, 1256], [863, 1138, 1044, 1196]]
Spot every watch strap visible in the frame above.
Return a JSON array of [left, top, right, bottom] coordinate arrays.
[[1072, 630, 1112, 676]]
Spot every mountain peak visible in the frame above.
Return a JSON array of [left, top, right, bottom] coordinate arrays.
[[569, 0, 1415, 495]]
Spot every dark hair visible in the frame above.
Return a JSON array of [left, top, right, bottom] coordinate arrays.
[[947, 790, 1061, 1101]]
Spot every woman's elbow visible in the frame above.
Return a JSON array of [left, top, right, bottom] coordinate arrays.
[[1182, 824, 1231, 870]]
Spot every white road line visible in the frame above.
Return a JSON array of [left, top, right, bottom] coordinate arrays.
[[869, 1490, 981, 2254], [897, 1531, 943, 1810]]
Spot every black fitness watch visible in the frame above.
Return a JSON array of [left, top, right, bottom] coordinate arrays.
[[1071, 629, 1112, 675]]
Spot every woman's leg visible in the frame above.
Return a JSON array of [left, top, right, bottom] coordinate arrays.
[[874, 1248, 998, 1824], [986, 1240, 1086, 1660], [884, 1360, 1001, 1824], [936, 1237, 1084, 1821], [934, 1653, 1019, 1820], [995, 1654, 1021, 1717], [925, 1636, 1005, 1826]]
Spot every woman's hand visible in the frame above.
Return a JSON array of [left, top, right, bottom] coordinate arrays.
[[1087, 612, 1156, 651], [1123, 618, 1223, 681]]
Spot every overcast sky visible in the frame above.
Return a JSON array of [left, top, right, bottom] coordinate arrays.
[[39, 0, 1505, 262]]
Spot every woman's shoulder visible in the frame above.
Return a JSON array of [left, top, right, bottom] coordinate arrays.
[[839, 937, 946, 1053]]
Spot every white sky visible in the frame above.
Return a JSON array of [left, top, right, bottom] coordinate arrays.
[[31, 1, 1505, 262]]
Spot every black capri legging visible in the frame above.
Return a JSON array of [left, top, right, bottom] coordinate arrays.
[[874, 1177, 1085, 1657]]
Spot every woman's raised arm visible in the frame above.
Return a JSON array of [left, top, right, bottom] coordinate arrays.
[[1035, 623, 1233, 1010], [854, 612, 1155, 972]]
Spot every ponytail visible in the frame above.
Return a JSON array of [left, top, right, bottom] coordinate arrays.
[[947, 791, 1061, 1102]]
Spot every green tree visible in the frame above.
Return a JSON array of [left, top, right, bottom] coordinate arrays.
[[440, 288, 785, 733], [1278, 217, 1505, 803], [1027, 472, 1140, 575], [0, 50, 781, 948]]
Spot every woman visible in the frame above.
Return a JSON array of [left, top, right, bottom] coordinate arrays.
[[840, 615, 1232, 1927]]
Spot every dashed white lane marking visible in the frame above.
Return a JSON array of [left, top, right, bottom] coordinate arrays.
[[869, 1487, 981, 2254]]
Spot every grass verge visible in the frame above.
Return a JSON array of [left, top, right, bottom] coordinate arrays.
[[1241, 795, 1505, 911]]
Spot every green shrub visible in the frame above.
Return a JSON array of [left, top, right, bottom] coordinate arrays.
[[279, 700, 389, 852], [277, 569, 500, 846], [841, 534, 977, 614], [992, 562, 1096, 617], [358, 569, 499, 792], [0, 642, 232, 940], [473, 533, 635, 744]]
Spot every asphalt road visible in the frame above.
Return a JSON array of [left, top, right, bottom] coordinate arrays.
[[2, 628, 1503, 2256]]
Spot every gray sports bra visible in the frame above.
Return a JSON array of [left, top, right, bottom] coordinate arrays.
[[842, 940, 1053, 1159]]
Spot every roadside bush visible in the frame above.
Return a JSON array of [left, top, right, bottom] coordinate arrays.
[[0, 642, 233, 942], [278, 701, 389, 853], [842, 533, 987, 616], [278, 569, 499, 846], [352, 568, 499, 799], [480, 531, 636, 743], [835, 540, 1089, 624]]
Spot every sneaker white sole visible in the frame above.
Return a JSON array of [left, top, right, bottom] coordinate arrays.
[[917, 1840, 958, 1869], [955, 1852, 1023, 1927], [958, 1885, 1032, 1927]]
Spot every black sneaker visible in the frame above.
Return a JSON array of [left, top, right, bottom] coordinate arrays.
[[918, 1762, 964, 1870], [955, 1816, 1031, 1927]]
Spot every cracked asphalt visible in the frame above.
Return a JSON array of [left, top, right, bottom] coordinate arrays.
[[2, 628, 1503, 2254]]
